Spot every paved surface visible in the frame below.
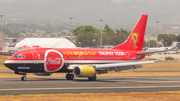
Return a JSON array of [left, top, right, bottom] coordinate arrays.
[[148, 54, 180, 61], [2, 68, 180, 73], [1, 76, 180, 95]]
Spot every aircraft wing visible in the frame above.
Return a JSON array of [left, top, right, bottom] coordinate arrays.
[[95, 61, 154, 69], [68, 61, 154, 72]]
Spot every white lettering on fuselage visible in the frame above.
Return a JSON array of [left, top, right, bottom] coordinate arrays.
[[98, 51, 125, 56], [47, 58, 61, 65], [114, 52, 125, 56], [98, 51, 114, 55], [18, 67, 30, 69]]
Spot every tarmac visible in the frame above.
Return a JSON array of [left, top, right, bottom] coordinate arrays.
[[1, 76, 180, 95]]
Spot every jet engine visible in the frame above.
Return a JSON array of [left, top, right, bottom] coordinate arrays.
[[73, 65, 95, 77], [33, 73, 52, 76]]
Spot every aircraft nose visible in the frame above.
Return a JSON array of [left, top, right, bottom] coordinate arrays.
[[4, 60, 16, 71], [4, 60, 11, 67]]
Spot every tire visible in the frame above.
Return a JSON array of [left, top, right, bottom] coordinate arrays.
[[66, 74, 74, 80], [69, 74, 74, 80], [66, 74, 70, 80], [21, 76, 27, 81], [88, 75, 96, 81]]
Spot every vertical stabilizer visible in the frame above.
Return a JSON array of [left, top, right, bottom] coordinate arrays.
[[112, 15, 148, 50]]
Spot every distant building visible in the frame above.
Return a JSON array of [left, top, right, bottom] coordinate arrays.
[[3, 38, 76, 52], [15, 38, 76, 48]]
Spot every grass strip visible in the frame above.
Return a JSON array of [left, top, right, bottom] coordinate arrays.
[[1, 91, 180, 101]]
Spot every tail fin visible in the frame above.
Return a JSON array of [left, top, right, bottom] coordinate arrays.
[[112, 15, 148, 50]]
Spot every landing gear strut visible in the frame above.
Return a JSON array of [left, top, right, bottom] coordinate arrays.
[[88, 75, 97, 81], [21, 75, 27, 81], [66, 74, 74, 80]]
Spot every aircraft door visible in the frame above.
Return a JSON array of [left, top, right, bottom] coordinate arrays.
[[31, 51, 39, 64], [125, 52, 130, 60], [78, 51, 84, 60], [79, 55, 83, 60]]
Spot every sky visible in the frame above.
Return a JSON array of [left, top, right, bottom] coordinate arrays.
[[1, 0, 125, 3]]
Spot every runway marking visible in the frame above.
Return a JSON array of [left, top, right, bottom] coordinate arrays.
[[121, 80, 180, 83], [1, 85, 180, 91]]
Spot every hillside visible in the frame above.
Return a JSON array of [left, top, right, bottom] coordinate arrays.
[[0, 0, 180, 30]]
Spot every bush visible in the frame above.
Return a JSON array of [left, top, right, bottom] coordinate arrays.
[[0, 52, 13, 56], [165, 57, 174, 60]]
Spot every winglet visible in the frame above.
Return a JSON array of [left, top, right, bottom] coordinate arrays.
[[112, 15, 148, 50]]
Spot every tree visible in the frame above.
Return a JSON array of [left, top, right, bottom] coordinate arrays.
[[9, 31, 20, 38], [158, 34, 177, 46], [75, 32, 99, 47], [149, 40, 157, 47], [102, 24, 116, 45], [116, 28, 129, 37], [74, 25, 130, 47], [143, 40, 148, 48], [177, 34, 180, 42], [2, 26, 12, 37], [114, 28, 130, 45], [73, 25, 100, 36], [73, 25, 100, 47]]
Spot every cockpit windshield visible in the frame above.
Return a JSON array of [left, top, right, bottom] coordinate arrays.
[[12, 54, 25, 59], [12, 55, 18, 58]]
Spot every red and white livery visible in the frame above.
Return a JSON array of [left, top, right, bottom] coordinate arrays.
[[4, 15, 155, 81]]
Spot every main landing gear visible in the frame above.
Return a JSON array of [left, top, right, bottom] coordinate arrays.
[[66, 74, 74, 80], [88, 75, 97, 81], [21, 75, 27, 81], [66, 74, 97, 81]]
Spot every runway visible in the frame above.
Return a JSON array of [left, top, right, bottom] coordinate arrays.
[[1, 76, 180, 95]]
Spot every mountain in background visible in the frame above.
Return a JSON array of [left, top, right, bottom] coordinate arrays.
[[0, 0, 180, 33]]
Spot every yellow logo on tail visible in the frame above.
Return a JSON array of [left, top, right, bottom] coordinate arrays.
[[132, 33, 138, 49]]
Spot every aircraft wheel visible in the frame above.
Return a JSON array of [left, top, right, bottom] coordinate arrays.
[[66, 74, 74, 80], [70, 74, 74, 80], [21, 76, 27, 81], [66, 74, 70, 80], [88, 75, 96, 81]]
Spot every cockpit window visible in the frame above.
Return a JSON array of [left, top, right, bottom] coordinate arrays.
[[12, 55, 18, 58], [17, 55, 25, 59], [12, 54, 25, 59]]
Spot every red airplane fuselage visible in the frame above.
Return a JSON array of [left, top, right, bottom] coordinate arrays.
[[5, 48, 145, 73]]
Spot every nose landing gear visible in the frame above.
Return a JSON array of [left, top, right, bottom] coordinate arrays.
[[21, 75, 27, 81], [15, 71, 27, 81]]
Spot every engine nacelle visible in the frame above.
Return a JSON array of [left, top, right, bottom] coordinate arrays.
[[73, 65, 95, 77], [33, 73, 52, 76]]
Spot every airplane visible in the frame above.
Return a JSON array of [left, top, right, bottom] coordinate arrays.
[[145, 42, 179, 53], [5, 15, 157, 81]]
